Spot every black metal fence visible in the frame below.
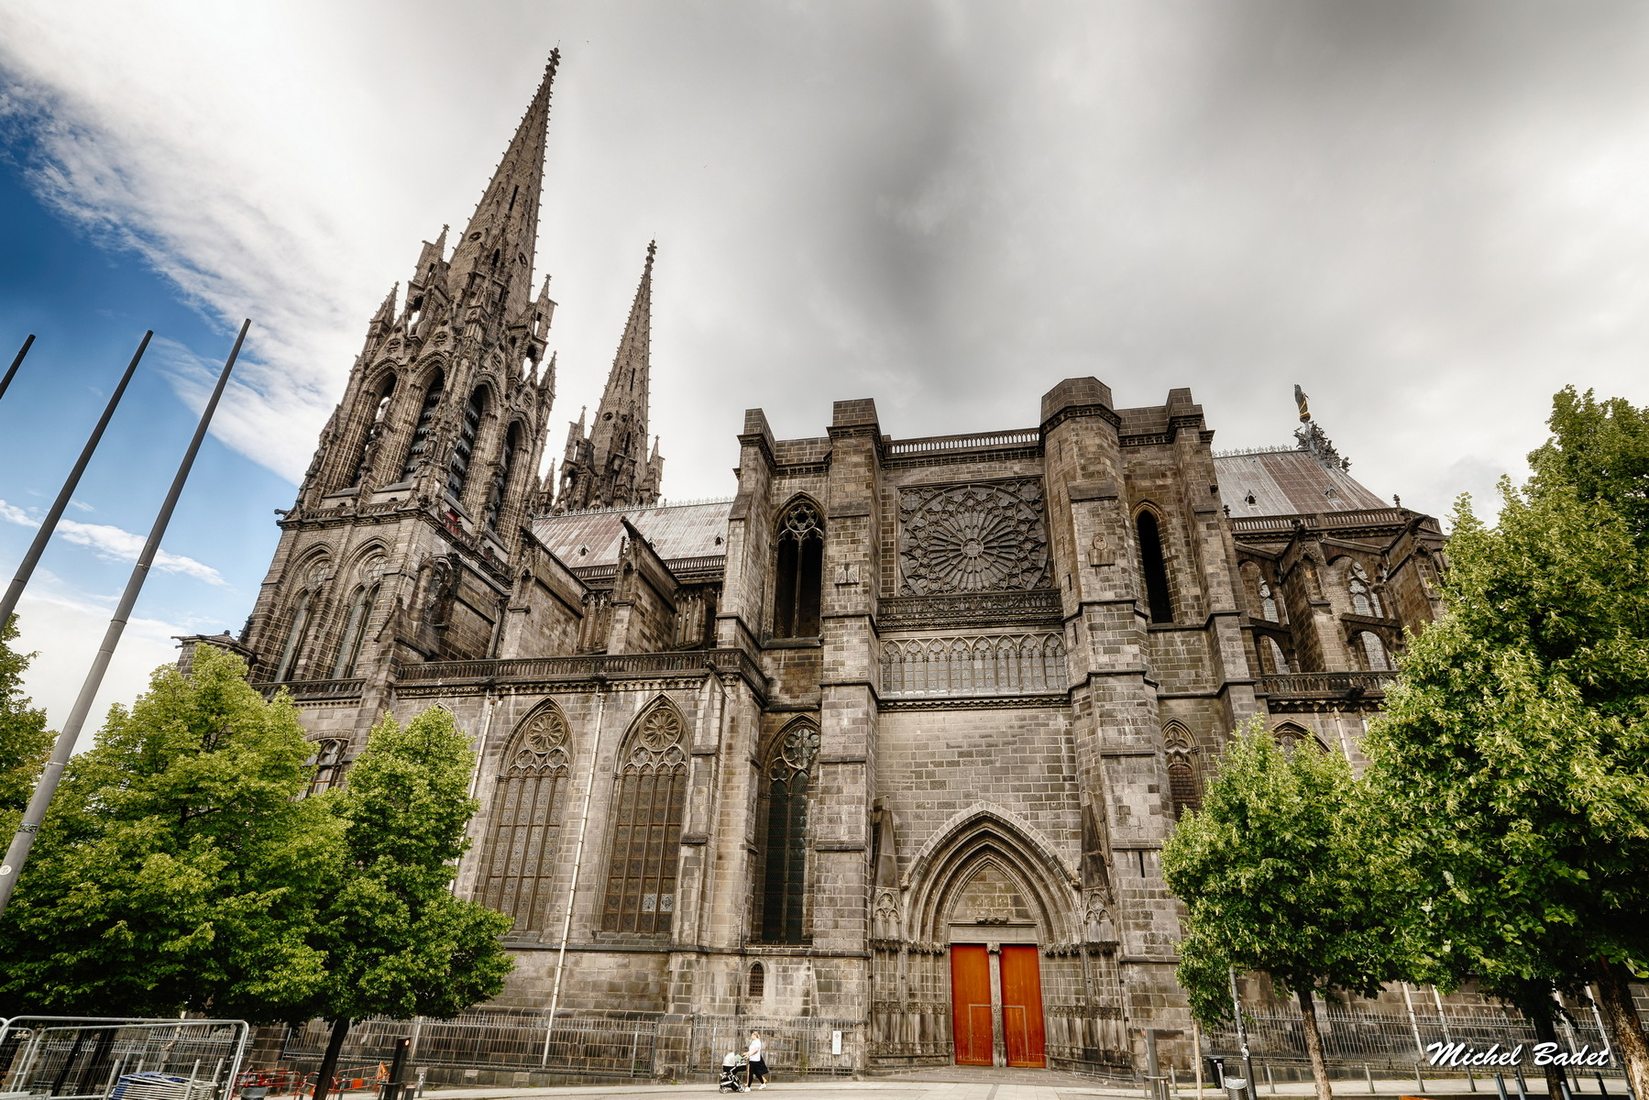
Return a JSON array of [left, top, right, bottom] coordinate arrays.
[[685, 1016, 861, 1081], [1207, 1006, 1618, 1076], [0, 1018, 250, 1100], [279, 1012, 657, 1081]]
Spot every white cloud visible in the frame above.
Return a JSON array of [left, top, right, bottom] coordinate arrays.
[[10, 574, 203, 737], [0, 498, 226, 586], [3, 0, 1649, 527]]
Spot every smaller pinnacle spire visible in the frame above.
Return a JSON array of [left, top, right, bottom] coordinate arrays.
[[374, 282, 399, 321]]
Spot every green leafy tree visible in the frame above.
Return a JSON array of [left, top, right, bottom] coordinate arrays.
[[1364, 389, 1649, 1098], [1163, 721, 1396, 1100], [0, 644, 339, 1018], [0, 615, 53, 838], [305, 708, 513, 1100]]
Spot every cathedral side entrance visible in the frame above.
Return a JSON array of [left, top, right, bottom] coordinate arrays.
[[948, 942, 1047, 1067], [943, 858, 1048, 1069]]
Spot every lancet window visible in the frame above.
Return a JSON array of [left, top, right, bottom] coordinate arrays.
[[331, 583, 380, 679], [773, 499, 824, 639], [1164, 723, 1202, 820], [400, 371, 445, 480], [484, 421, 523, 533], [1349, 562, 1383, 617], [273, 591, 314, 683], [1136, 509, 1174, 623], [479, 702, 573, 934], [446, 387, 486, 501], [757, 719, 820, 944], [351, 377, 395, 486], [601, 699, 688, 935], [1258, 580, 1279, 621], [306, 737, 348, 794]]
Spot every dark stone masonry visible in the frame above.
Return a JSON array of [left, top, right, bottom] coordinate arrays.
[[181, 51, 1446, 1078]]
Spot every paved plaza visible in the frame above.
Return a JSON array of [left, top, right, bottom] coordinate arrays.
[[407, 1066, 1625, 1100]]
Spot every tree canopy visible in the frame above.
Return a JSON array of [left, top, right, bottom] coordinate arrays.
[[305, 707, 513, 1100], [1163, 721, 1397, 1100], [0, 615, 53, 840], [1363, 388, 1649, 1096], [0, 644, 338, 1018]]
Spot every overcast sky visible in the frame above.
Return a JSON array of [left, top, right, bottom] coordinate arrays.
[[3, 1, 1649, 729]]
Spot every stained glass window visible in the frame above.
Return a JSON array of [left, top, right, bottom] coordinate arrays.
[[774, 500, 824, 638], [757, 720, 819, 943], [601, 699, 688, 934], [479, 702, 572, 934]]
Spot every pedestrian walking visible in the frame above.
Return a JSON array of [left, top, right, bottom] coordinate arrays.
[[745, 1030, 768, 1090]]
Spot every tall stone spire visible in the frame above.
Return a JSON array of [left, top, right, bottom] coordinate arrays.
[[556, 242, 665, 512], [445, 50, 559, 325]]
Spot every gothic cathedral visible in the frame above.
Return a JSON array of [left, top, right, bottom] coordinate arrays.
[[194, 53, 1446, 1077]]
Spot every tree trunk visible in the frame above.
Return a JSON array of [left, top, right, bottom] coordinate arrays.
[[1297, 987, 1333, 1100], [313, 1018, 351, 1100], [1522, 990, 1567, 1100], [1594, 958, 1649, 1100]]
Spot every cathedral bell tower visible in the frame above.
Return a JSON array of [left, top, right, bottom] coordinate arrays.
[[241, 54, 563, 694]]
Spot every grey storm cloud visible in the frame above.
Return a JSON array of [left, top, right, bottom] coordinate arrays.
[[5, 0, 1649, 523]]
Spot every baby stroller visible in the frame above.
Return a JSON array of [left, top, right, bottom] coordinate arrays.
[[718, 1051, 749, 1092]]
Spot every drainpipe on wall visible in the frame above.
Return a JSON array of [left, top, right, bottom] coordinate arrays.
[[454, 686, 498, 900], [545, 678, 607, 1064], [467, 687, 498, 802]]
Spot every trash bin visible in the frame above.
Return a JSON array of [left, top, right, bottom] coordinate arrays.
[[1222, 1075, 1249, 1100], [1206, 1056, 1227, 1087]]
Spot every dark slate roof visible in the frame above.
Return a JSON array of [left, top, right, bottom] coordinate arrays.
[[531, 500, 733, 568], [1214, 449, 1389, 519]]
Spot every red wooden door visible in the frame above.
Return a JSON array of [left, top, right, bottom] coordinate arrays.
[[949, 945, 993, 1066], [999, 944, 1046, 1067]]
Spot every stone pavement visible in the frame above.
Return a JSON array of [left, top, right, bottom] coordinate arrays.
[[404, 1065, 1625, 1100]]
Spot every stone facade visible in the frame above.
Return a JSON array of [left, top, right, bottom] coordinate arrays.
[[189, 53, 1446, 1079]]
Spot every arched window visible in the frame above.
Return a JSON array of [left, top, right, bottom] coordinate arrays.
[[1273, 722, 1326, 756], [1262, 636, 1291, 674], [1164, 723, 1201, 819], [758, 719, 820, 943], [1136, 509, 1174, 623], [331, 583, 380, 678], [479, 702, 572, 934], [306, 737, 348, 794], [484, 421, 523, 533], [352, 377, 395, 486], [273, 591, 314, 683], [1273, 723, 1308, 753], [1355, 631, 1392, 672], [773, 499, 824, 638], [400, 370, 444, 480], [601, 699, 688, 934], [748, 962, 766, 999], [446, 387, 486, 501], [1348, 562, 1383, 617], [1259, 581, 1279, 621]]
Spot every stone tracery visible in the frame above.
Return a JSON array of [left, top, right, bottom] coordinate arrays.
[[899, 480, 1050, 595]]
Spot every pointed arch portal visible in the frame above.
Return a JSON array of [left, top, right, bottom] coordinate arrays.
[[906, 810, 1068, 1069]]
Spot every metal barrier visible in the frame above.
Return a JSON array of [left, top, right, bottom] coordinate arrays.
[[686, 1016, 860, 1081], [0, 1017, 250, 1100], [1207, 1008, 1616, 1074], [280, 1012, 658, 1079]]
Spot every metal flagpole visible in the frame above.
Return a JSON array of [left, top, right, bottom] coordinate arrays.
[[0, 334, 35, 404], [0, 332, 152, 630], [0, 320, 249, 919]]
